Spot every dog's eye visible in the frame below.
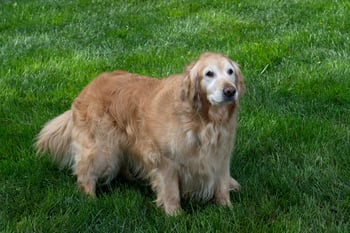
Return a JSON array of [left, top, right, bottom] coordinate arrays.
[[228, 69, 234, 75], [206, 71, 214, 78]]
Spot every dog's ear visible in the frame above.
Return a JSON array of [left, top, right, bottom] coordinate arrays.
[[184, 61, 202, 111], [233, 62, 246, 97], [192, 75, 202, 111]]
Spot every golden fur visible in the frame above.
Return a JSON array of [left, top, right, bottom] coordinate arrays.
[[36, 52, 245, 215]]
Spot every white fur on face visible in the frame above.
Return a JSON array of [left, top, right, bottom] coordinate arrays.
[[201, 60, 238, 106]]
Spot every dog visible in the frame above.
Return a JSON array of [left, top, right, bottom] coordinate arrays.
[[36, 52, 245, 215]]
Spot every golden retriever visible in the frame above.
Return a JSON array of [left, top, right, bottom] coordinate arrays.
[[36, 52, 245, 215]]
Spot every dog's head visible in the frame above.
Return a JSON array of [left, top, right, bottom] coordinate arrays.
[[184, 52, 245, 110]]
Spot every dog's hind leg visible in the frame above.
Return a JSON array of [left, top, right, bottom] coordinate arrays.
[[71, 132, 121, 197], [72, 141, 98, 197]]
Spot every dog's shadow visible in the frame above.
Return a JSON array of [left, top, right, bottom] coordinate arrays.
[[96, 176, 240, 215], [96, 176, 153, 198]]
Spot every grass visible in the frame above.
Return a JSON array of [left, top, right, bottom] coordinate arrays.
[[1, 0, 349, 232]]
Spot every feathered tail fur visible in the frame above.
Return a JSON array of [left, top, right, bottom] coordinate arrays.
[[35, 110, 74, 167]]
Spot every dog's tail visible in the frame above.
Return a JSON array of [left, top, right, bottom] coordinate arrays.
[[35, 110, 74, 167]]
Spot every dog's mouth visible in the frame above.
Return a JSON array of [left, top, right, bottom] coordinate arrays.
[[208, 94, 237, 106], [223, 95, 236, 103]]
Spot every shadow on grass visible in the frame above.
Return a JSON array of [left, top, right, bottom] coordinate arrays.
[[95, 174, 243, 216]]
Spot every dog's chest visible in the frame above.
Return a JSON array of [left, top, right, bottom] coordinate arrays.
[[168, 123, 232, 199], [178, 122, 231, 158]]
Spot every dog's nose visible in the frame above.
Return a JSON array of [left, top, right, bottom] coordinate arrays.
[[223, 86, 236, 98]]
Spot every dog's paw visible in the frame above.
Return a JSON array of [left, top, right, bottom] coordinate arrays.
[[160, 201, 183, 216], [78, 181, 96, 198], [165, 205, 184, 216], [156, 197, 182, 216], [229, 177, 241, 192], [216, 196, 232, 208]]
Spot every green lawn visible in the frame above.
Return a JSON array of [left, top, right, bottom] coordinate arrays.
[[1, 0, 349, 232]]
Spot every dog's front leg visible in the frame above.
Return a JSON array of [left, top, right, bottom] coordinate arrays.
[[151, 157, 181, 216], [214, 173, 240, 207], [214, 175, 232, 207]]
